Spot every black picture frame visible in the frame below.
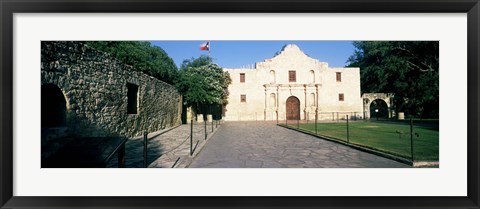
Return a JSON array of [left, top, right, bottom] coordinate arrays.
[[1, 0, 479, 208]]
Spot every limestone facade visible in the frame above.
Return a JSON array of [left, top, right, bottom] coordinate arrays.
[[223, 44, 363, 121]]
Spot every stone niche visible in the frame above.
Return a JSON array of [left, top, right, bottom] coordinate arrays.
[[41, 41, 182, 159]]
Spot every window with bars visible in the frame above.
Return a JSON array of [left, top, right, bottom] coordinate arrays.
[[336, 72, 342, 82], [241, 94, 246, 103], [240, 73, 245, 83], [339, 93, 344, 101], [289, 71, 296, 82]]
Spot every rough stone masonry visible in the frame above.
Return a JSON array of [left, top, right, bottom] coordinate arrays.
[[41, 41, 182, 159]]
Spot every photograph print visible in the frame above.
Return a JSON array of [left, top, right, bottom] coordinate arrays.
[[41, 41, 439, 168]]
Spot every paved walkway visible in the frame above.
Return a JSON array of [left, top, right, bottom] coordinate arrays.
[[107, 120, 220, 168], [189, 121, 410, 168]]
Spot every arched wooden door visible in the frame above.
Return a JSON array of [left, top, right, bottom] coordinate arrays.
[[286, 96, 300, 120]]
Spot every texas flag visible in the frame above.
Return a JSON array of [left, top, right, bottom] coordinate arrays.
[[200, 41, 210, 51]]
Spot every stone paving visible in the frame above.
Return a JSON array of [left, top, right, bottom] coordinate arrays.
[[107, 120, 220, 168], [189, 121, 410, 168]]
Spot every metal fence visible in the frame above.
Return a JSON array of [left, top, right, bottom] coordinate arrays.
[[188, 116, 222, 156], [283, 115, 439, 163]]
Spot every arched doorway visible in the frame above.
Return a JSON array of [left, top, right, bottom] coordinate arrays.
[[362, 93, 394, 119], [286, 96, 300, 120], [41, 84, 67, 128], [369, 99, 389, 119]]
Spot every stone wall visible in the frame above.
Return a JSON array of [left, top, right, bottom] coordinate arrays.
[[41, 41, 182, 146]]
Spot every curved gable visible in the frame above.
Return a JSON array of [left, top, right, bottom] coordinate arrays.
[[256, 44, 327, 70]]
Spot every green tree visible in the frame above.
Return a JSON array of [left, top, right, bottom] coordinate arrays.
[[347, 41, 439, 118], [86, 41, 178, 84], [175, 56, 232, 120]]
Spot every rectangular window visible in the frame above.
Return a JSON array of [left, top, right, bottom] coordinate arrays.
[[127, 83, 139, 114], [336, 72, 342, 82], [240, 94, 246, 103], [289, 71, 296, 82], [240, 73, 245, 83], [339, 93, 344, 101]]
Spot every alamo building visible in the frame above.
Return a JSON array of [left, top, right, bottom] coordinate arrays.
[[222, 44, 364, 121]]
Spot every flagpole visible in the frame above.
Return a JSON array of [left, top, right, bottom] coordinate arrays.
[[200, 41, 211, 58], [208, 41, 211, 58]]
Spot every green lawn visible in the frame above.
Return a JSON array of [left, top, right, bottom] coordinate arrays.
[[287, 121, 439, 161]]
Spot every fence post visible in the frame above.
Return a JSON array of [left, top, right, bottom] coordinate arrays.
[[143, 131, 148, 168], [410, 118, 414, 162], [211, 117, 213, 132], [190, 119, 193, 156], [276, 111, 278, 125], [297, 118, 299, 129], [118, 142, 125, 168], [204, 119, 207, 140], [346, 115, 349, 143]]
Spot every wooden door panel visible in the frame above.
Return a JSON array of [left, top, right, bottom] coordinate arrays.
[[286, 96, 300, 120]]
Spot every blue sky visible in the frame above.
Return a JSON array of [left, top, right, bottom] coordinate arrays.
[[150, 41, 356, 69]]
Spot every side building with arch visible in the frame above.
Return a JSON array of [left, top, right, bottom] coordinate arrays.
[[223, 44, 363, 121], [362, 93, 395, 119]]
